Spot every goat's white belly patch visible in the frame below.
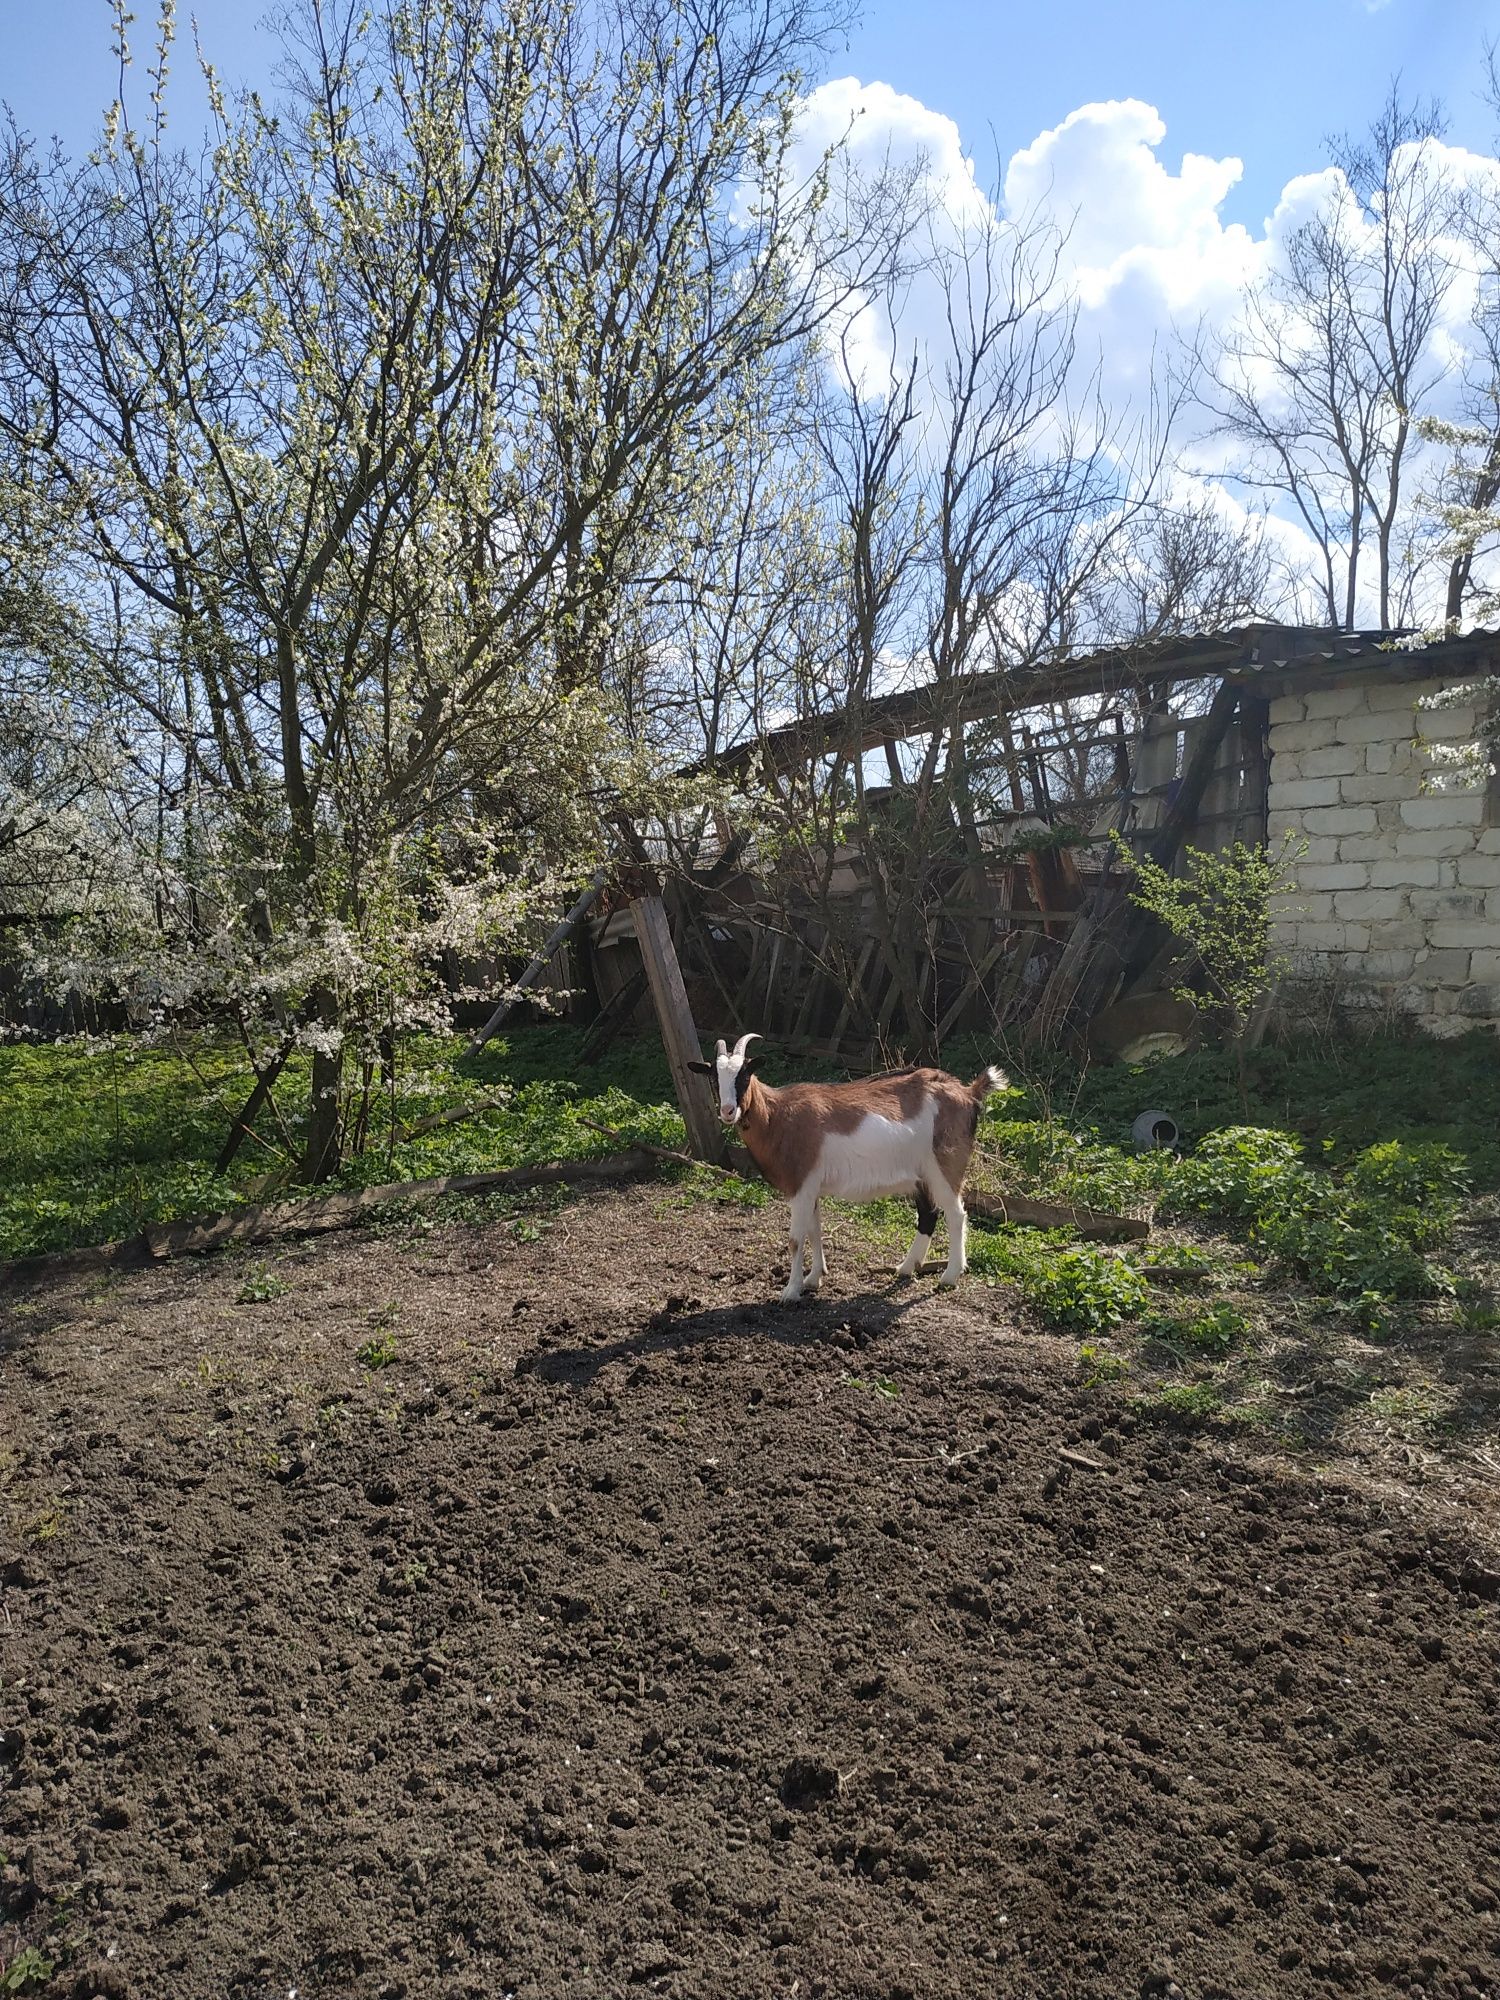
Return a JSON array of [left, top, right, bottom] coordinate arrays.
[[815, 1111, 936, 1203]]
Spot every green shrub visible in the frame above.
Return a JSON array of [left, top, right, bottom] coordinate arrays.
[[969, 1229, 1150, 1334], [1342, 1139, 1468, 1245], [1160, 1124, 1306, 1224], [1162, 1125, 1463, 1304], [973, 1118, 1165, 1213]]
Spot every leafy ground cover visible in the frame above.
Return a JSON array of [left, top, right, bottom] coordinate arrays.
[[2, 1021, 1497, 1273]]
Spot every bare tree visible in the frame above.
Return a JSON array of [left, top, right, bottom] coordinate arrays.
[[730, 190, 1180, 1054], [1202, 88, 1457, 630], [1428, 45, 1500, 631]]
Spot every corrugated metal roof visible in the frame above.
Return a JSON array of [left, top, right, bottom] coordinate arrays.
[[698, 623, 1500, 775]]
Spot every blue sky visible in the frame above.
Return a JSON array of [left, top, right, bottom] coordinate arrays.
[[843, 0, 1498, 226], [6, 0, 1499, 624], [6, 0, 1498, 211]]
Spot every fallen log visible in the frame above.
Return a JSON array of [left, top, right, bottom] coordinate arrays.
[[395, 1088, 513, 1143], [140, 1150, 660, 1261], [573, 1117, 1147, 1240], [964, 1190, 1149, 1243], [576, 1116, 757, 1181], [465, 870, 608, 1057]]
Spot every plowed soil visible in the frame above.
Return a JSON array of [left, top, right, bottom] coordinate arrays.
[[4, 1188, 1499, 2000]]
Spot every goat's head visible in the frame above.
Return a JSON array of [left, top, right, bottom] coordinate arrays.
[[689, 1033, 761, 1125]]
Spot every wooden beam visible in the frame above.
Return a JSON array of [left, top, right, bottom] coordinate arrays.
[[466, 870, 608, 1056], [141, 1151, 660, 1261], [579, 965, 649, 1064], [965, 1189, 1149, 1242], [630, 894, 725, 1163], [935, 934, 1010, 1046], [829, 938, 879, 1052]]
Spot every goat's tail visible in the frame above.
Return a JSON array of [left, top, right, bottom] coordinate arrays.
[[969, 1064, 1009, 1101]]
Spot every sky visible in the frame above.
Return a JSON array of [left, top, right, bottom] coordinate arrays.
[[6, 0, 1500, 623], [7, 0, 1498, 203]]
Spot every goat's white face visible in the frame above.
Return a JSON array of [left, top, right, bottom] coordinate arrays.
[[693, 1034, 760, 1124], [714, 1047, 745, 1123]]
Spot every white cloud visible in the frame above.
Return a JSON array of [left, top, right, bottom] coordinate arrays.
[[791, 82, 1500, 626], [1003, 99, 1262, 314], [793, 78, 996, 394]]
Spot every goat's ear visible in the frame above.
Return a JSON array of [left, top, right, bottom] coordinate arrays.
[[687, 1060, 713, 1075], [741, 1057, 762, 1075]]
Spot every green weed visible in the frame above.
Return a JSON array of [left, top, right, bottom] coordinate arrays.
[[1078, 1343, 1132, 1385], [969, 1229, 1150, 1334], [235, 1263, 290, 1305], [2, 1947, 55, 1994], [1135, 1382, 1223, 1424], [1162, 1126, 1465, 1306], [1141, 1301, 1251, 1358], [1368, 1382, 1445, 1433], [850, 1374, 900, 1398], [357, 1330, 400, 1371]]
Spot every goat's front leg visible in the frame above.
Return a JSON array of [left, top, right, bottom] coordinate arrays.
[[809, 1201, 828, 1288], [780, 1184, 819, 1303]]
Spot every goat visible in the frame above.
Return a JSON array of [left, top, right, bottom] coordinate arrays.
[[689, 1034, 1006, 1302]]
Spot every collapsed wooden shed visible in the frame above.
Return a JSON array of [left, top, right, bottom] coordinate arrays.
[[528, 621, 1500, 1066]]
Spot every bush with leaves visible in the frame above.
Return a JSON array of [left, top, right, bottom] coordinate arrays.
[[1163, 1124, 1465, 1304], [968, 1229, 1151, 1334], [1111, 830, 1304, 1112]]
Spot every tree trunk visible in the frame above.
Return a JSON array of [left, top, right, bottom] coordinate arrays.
[[299, 988, 345, 1184]]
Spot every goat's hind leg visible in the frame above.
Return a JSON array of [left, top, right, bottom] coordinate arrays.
[[809, 1200, 828, 1287], [896, 1184, 939, 1281], [937, 1177, 968, 1286]]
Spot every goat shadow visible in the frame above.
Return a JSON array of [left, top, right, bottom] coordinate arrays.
[[519, 1276, 939, 1392]]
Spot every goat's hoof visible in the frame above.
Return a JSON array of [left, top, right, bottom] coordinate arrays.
[[778, 1285, 804, 1305], [937, 1269, 964, 1289]]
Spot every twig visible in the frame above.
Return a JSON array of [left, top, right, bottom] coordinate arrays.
[[394, 1089, 514, 1144], [576, 1116, 752, 1181], [1058, 1448, 1108, 1473]]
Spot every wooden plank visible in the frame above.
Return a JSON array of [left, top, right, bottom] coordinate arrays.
[[1238, 693, 1271, 846], [790, 964, 830, 1045], [965, 1189, 1150, 1243], [991, 929, 1040, 1026], [631, 894, 725, 1162], [141, 1151, 661, 1261], [466, 871, 608, 1055], [829, 938, 879, 1050], [935, 934, 1010, 1045], [579, 965, 648, 1064]]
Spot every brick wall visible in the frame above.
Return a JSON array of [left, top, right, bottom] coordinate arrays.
[[1267, 672, 1500, 1034]]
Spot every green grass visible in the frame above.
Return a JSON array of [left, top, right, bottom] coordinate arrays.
[[0, 1025, 687, 1259], [2, 1020, 1496, 1263], [972, 1026, 1500, 1190]]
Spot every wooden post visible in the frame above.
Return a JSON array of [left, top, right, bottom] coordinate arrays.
[[631, 894, 724, 1163]]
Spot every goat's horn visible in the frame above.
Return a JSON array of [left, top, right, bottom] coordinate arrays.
[[732, 1033, 760, 1059], [715, 1039, 728, 1059]]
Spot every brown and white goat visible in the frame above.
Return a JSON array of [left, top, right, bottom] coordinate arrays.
[[690, 1035, 1006, 1302]]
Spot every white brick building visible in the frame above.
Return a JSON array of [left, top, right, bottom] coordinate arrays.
[[1266, 662, 1500, 1034]]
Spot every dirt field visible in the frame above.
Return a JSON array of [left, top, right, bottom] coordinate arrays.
[[4, 1186, 1500, 2000]]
